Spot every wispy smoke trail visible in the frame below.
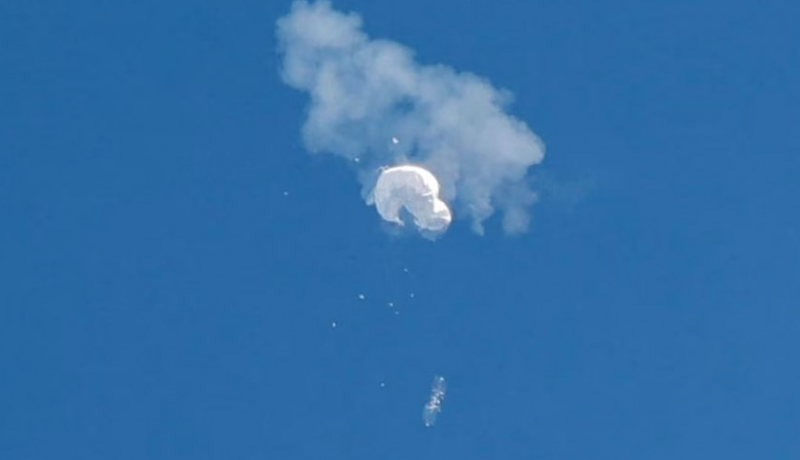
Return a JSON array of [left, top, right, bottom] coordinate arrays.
[[276, 1, 545, 234]]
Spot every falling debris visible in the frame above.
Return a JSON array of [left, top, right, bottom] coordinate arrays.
[[392, 137, 399, 144], [387, 302, 394, 308], [423, 375, 447, 427], [283, 191, 289, 196], [409, 293, 415, 299], [380, 382, 386, 388], [403, 268, 409, 273], [331, 321, 337, 328], [358, 294, 366, 300]]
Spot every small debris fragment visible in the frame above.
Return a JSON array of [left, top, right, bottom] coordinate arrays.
[[358, 294, 366, 300]]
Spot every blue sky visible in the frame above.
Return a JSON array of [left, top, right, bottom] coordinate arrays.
[[1, 0, 799, 459]]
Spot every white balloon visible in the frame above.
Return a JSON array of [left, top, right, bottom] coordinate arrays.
[[372, 165, 452, 233]]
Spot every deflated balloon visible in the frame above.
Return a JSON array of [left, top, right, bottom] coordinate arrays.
[[372, 165, 452, 233]]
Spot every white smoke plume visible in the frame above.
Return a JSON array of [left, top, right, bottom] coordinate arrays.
[[276, 1, 545, 234]]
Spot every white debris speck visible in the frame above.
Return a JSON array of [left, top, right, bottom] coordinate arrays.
[[358, 294, 366, 300], [392, 137, 399, 144], [403, 267, 409, 273], [331, 321, 337, 328], [380, 382, 386, 388], [409, 293, 415, 299], [283, 191, 289, 196], [388, 302, 394, 307], [354, 157, 361, 163]]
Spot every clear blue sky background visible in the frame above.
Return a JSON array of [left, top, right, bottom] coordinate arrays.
[[1, 0, 799, 458]]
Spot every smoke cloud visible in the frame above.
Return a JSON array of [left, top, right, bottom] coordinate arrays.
[[276, 1, 545, 234]]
